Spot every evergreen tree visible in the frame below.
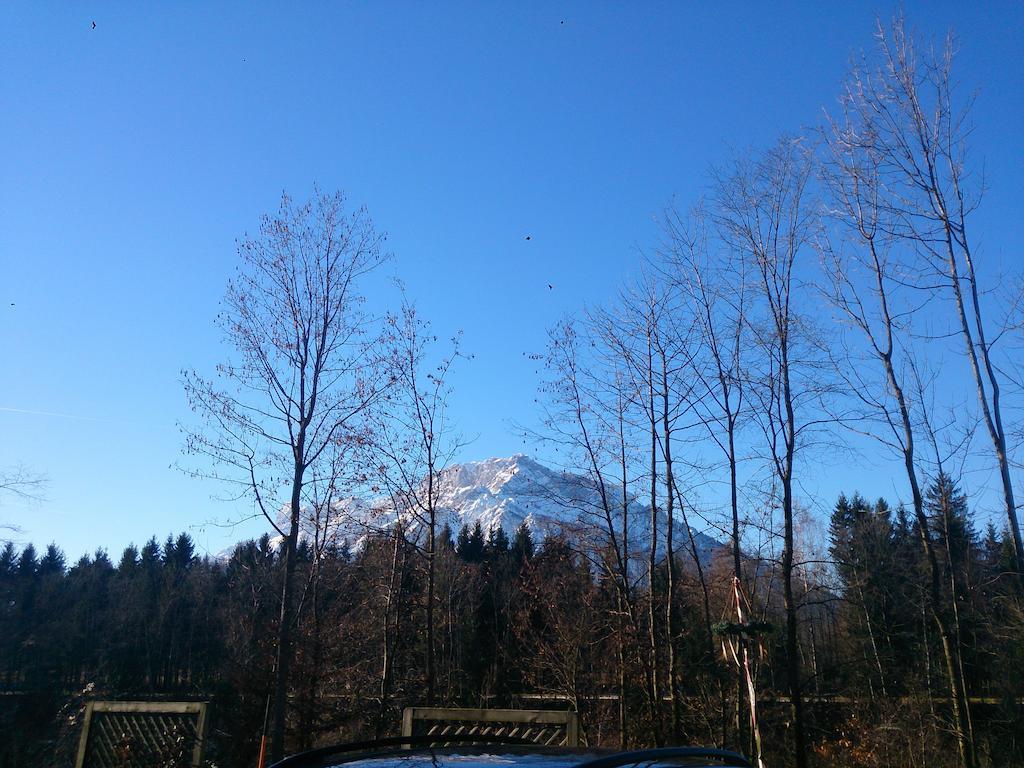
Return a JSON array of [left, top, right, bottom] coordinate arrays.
[[17, 544, 37, 577], [37, 544, 65, 576], [92, 548, 113, 571], [257, 533, 275, 562], [163, 534, 178, 566], [926, 472, 976, 578], [0, 542, 16, 576], [468, 521, 486, 562], [511, 521, 534, 565], [457, 522, 486, 563], [140, 537, 161, 567], [829, 492, 908, 695], [456, 524, 472, 559], [486, 525, 509, 557], [118, 543, 139, 571], [171, 532, 196, 570], [439, 522, 455, 551]]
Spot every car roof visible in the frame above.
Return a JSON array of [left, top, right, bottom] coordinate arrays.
[[341, 752, 604, 768], [271, 739, 751, 768]]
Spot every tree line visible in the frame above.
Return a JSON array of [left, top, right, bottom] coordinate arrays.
[[1, 475, 1021, 767]]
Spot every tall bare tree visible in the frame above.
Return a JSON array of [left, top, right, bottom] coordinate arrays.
[[598, 277, 709, 743], [659, 206, 760, 760], [538, 317, 662, 745], [839, 16, 1023, 581], [821, 87, 977, 766], [713, 138, 819, 768], [182, 189, 386, 761], [375, 515, 411, 734], [368, 300, 464, 705]]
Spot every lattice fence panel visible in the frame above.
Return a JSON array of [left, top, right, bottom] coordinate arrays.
[[403, 707, 579, 747], [75, 702, 208, 768]]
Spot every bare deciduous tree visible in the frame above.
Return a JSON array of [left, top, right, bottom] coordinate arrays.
[[0, 464, 47, 504], [659, 206, 762, 762], [839, 15, 1023, 581], [819, 25, 993, 762], [538, 317, 662, 745], [713, 137, 819, 768], [598, 277, 709, 743], [368, 300, 465, 705], [182, 189, 386, 761], [1, 464, 48, 542]]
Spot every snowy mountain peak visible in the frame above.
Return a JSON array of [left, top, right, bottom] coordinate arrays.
[[423, 455, 722, 563], [432, 454, 575, 538], [234, 456, 723, 565]]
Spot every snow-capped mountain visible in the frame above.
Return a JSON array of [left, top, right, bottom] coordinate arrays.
[[342, 455, 723, 564]]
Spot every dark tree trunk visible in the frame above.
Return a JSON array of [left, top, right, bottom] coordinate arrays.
[[270, 461, 303, 763]]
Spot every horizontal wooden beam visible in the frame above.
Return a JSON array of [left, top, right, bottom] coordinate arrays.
[[88, 700, 206, 714], [406, 707, 575, 724]]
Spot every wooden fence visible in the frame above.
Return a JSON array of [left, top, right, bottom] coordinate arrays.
[[74, 700, 208, 768], [402, 706, 580, 747]]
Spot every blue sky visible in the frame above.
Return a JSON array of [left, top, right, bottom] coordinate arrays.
[[2, 2, 1022, 560]]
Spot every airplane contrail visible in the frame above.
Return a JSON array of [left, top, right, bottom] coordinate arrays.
[[0, 406, 109, 422]]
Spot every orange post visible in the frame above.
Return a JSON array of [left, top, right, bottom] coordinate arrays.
[[257, 693, 271, 768], [256, 734, 269, 768]]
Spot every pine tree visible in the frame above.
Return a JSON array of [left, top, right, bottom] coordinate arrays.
[[37, 544, 65, 576], [468, 521, 486, 562], [439, 522, 455, 551], [172, 533, 196, 570], [511, 521, 535, 565], [140, 537, 161, 567], [486, 525, 509, 558], [926, 473, 976, 579], [0, 542, 16, 576], [456, 524, 472, 559], [829, 492, 907, 696], [118, 544, 140, 571], [17, 544, 37, 577], [456, 522, 486, 563]]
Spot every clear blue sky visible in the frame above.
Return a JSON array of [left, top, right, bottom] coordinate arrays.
[[3, 2, 1022, 560]]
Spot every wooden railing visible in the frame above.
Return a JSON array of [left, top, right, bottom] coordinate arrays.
[[402, 706, 580, 747]]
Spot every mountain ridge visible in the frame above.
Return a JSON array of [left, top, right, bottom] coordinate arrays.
[[326, 454, 723, 563]]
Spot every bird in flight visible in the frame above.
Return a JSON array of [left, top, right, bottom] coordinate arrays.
[[91, 20, 96, 29]]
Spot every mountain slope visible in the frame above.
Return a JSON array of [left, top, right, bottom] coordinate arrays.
[[347, 455, 722, 564]]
